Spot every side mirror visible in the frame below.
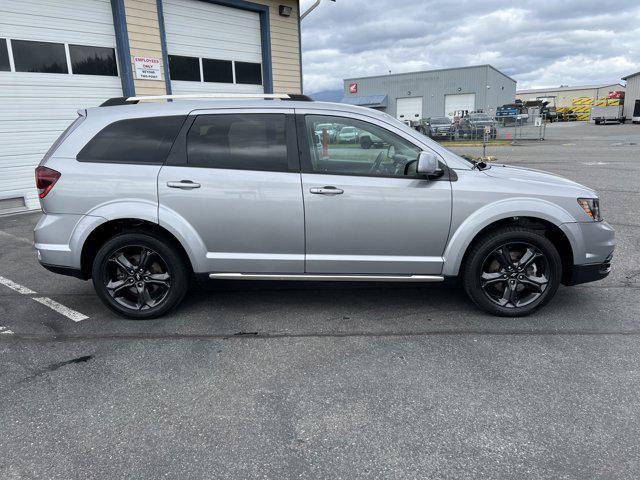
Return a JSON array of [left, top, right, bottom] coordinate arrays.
[[417, 151, 440, 176]]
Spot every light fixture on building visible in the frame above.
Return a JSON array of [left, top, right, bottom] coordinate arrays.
[[279, 5, 292, 16]]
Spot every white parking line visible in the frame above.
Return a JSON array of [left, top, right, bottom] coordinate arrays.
[[0, 275, 88, 322], [0, 326, 14, 335], [32, 297, 88, 322], [0, 275, 36, 295]]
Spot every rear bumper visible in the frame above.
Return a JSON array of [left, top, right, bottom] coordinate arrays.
[[39, 261, 86, 280]]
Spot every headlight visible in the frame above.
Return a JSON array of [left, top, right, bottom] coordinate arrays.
[[577, 198, 602, 221]]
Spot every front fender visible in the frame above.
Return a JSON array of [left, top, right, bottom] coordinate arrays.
[[441, 197, 576, 276]]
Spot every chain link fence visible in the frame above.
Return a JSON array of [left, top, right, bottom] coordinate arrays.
[[417, 112, 546, 143]]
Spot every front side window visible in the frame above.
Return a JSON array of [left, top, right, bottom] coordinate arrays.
[[0, 39, 9, 71], [304, 115, 421, 177], [187, 114, 288, 172], [77, 116, 186, 164], [69, 45, 117, 76], [12, 40, 68, 74]]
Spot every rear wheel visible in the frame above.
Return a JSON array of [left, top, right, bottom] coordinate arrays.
[[462, 227, 562, 317], [92, 232, 189, 319]]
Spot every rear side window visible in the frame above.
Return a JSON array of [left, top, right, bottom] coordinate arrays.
[[78, 116, 186, 164], [187, 114, 288, 171]]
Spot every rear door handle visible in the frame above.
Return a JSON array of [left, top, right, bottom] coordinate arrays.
[[167, 180, 201, 189], [310, 186, 344, 195]]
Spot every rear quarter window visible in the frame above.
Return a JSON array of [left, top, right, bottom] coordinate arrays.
[[77, 116, 186, 164]]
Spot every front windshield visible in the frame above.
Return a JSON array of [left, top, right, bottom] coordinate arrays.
[[430, 118, 450, 125]]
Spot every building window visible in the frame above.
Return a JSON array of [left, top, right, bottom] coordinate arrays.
[[202, 58, 233, 83], [69, 45, 117, 76], [11, 40, 68, 74], [235, 62, 262, 85], [0, 39, 9, 71], [77, 116, 186, 164], [187, 114, 288, 172], [168, 55, 200, 81]]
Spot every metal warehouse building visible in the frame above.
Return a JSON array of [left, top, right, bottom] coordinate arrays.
[[342, 65, 516, 123], [515, 83, 625, 108], [0, 0, 301, 212], [622, 71, 640, 122]]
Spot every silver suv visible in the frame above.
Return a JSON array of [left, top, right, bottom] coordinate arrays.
[[34, 94, 615, 319]]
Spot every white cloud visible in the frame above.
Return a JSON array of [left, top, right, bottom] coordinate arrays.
[[299, 0, 640, 93]]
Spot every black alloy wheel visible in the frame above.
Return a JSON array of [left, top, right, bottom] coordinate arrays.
[[462, 227, 562, 317], [480, 242, 549, 309], [104, 245, 171, 311], [92, 232, 189, 319]]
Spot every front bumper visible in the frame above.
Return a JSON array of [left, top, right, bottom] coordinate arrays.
[[565, 253, 613, 286]]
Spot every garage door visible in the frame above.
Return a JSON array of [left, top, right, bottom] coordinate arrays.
[[0, 0, 122, 212], [164, 0, 264, 95], [444, 93, 476, 118], [396, 97, 423, 123]]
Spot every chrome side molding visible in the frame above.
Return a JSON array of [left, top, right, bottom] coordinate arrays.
[[209, 273, 444, 282]]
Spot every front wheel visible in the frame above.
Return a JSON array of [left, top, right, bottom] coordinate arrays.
[[462, 227, 562, 317], [92, 232, 189, 319]]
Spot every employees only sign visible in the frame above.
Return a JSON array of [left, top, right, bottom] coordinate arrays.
[[134, 56, 162, 80]]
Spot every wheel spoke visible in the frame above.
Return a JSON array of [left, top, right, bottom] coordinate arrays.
[[138, 248, 154, 270], [481, 271, 504, 286], [106, 279, 129, 295], [520, 274, 548, 293], [146, 272, 170, 287], [516, 247, 537, 268], [110, 253, 134, 273], [495, 246, 514, 270]]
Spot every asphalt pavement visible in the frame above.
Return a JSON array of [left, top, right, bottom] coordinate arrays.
[[1, 121, 639, 479]]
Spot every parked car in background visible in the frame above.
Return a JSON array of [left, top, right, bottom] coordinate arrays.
[[35, 95, 614, 319], [458, 113, 497, 139], [420, 117, 455, 140], [337, 125, 359, 143], [314, 123, 337, 142]]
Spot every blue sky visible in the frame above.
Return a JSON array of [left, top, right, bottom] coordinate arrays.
[[299, 0, 640, 93]]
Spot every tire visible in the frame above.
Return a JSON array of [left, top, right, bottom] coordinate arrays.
[[91, 232, 189, 319], [462, 227, 562, 317]]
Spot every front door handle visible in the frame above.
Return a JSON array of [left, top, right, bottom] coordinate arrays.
[[310, 186, 344, 195], [167, 180, 201, 189]]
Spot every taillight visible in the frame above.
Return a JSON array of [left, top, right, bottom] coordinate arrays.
[[35, 166, 61, 199]]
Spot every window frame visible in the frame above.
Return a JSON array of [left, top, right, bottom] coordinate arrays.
[[297, 112, 433, 180], [176, 110, 299, 173], [11, 39, 69, 74]]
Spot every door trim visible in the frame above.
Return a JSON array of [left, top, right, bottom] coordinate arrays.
[[209, 273, 444, 282]]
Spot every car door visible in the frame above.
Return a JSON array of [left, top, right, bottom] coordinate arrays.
[[158, 109, 305, 273], [298, 111, 452, 275]]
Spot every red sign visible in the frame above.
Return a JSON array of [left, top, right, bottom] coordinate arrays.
[[349, 83, 358, 94]]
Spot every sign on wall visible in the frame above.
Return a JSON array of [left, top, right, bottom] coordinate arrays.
[[134, 56, 162, 80], [349, 83, 358, 94]]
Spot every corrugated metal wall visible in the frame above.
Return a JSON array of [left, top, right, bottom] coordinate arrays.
[[623, 75, 639, 120], [343, 65, 516, 118]]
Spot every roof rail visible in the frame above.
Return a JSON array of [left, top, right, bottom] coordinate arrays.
[[99, 93, 314, 106]]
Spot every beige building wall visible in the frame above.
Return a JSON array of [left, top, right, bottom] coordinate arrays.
[[124, 0, 167, 96], [516, 84, 625, 108], [259, 0, 302, 94], [122, 0, 301, 96]]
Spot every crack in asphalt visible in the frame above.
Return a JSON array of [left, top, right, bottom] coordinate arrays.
[[4, 330, 640, 343]]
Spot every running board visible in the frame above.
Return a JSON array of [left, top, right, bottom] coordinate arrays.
[[209, 273, 444, 282]]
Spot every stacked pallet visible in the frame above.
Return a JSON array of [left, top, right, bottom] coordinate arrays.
[[572, 97, 593, 121], [594, 97, 623, 106]]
